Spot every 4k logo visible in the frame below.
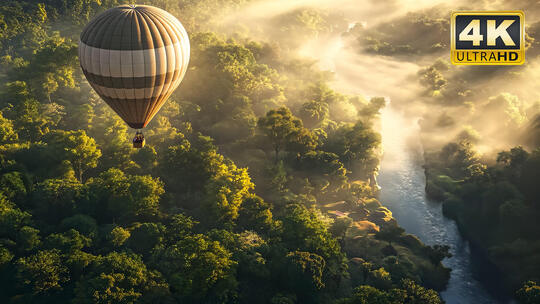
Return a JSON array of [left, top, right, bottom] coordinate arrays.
[[451, 11, 525, 65]]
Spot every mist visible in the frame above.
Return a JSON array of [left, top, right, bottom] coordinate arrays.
[[199, 0, 540, 158]]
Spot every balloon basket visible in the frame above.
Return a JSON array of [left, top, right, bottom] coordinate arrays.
[[133, 131, 145, 148]]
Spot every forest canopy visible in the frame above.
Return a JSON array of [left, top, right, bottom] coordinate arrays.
[[0, 1, 452, 304]]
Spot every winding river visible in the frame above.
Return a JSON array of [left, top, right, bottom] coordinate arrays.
[[377, 105, 502, 304]]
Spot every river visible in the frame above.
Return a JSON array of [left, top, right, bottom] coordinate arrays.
[[377, 105, 503, 304]]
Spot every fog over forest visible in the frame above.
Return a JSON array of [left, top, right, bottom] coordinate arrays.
[[0, 0, 539, 303]]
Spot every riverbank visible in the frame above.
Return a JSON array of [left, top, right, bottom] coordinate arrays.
[[424, 142, 540, 302]]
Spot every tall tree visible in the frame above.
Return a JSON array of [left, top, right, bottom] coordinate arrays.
[[85, 169, 164, 223], [258, 107, 316, 161], [151, 233, 236, 302], [16, 249, 68, 294], [0, 111, 17, 143], [73, 252, 170, 304], [45, 130, 101, 181]]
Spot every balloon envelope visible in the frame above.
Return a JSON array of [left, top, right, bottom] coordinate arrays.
[[79, 4, 190, 129]]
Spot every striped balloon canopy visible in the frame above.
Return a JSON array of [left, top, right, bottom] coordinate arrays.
[[79, 4, 190, 129]]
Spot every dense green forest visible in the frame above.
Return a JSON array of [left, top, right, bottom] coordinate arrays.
[[0, 1, 452, 303]]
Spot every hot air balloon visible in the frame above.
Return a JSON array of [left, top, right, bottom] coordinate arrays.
[[79, 4, 190, 148]]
